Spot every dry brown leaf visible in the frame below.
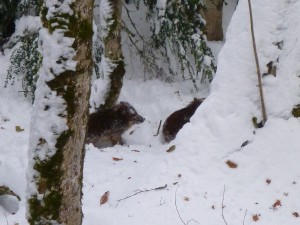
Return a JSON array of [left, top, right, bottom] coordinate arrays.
[[100, 191, 109, 205], [273, 200, 281, 209], [292, 212, 299, 217], [252, 214, 260, 222], [266, 179, 271, 184], [112, 157, 123, 161], [226, 160, 238, 168], [184, 196, 190, 201], [166, 145, 176, 153]]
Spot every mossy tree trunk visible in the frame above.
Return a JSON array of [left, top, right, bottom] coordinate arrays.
[[102, 0, 125, 110], [27, 0, 93, 224], [201, 0, 224, 41]]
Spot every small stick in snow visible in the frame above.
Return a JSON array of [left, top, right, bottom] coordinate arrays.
[[154, 120, 162, 136], [1, 209, 8, 225], [243, 209, 248, 225], [116, 184, 167, 207], [175, 184, 199, 225], [248, 0, 267, 124], [221, 185, 228, 225]]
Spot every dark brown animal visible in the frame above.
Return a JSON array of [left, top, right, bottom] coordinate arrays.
[[162, 98, 204, 143], [86, 102, 145, 148]]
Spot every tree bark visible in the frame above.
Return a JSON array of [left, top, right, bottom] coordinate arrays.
[[27, 0, 93, 224], [201, 0, 224, 41], [102, 0, 125, 110]]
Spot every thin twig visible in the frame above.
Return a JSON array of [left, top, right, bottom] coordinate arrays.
[[175, 184, 199, 225], [221, 185, 228, 225], [243, 209, 248, 225], [175, 185, 186, 225], [122, 3, 148, 43], [1, 209, 8, 225], [154, 120, 162, 136], [248, 0, 267, 124], [116, 184, 167, 207]]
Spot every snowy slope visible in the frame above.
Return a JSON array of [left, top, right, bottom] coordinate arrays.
[[0, 51, 31, 223], [1, 0, 300, 224], [83, 0, 300, 225]]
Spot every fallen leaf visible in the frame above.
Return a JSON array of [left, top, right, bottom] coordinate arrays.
[[273, 200, 281, 209], [15, 126, 24, 132], [292, 212, 299, 217], [166, 145, 176, 153], [266, 179, 271, 184], [184, 196, 190, 201], [100, 191, 109, 205], [226, 160, 238, 168], [253, 214, 260, 222], [112, 157, 123, 161]]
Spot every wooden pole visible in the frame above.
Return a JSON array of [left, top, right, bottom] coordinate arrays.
[[248, 0, 267, 124]]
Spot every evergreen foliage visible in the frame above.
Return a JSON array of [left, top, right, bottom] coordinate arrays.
[[5, 30, 41, 100], [18, 0, 42, 16], [144, 0, 216, 87], [1, 0, 42, 101]]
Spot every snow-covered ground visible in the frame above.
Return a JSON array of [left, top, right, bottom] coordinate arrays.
[[1, 0, 300, 224]]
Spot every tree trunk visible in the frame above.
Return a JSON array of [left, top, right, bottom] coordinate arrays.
[[101, 0, 125, 110], [201, 0, 224, 41], [27, 0, 93, 224]]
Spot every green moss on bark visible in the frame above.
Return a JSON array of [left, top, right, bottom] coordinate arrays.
[[29, 1, 92, 223], [102, 60, 125, 110], [292, 105, 300, 118], [78, 19, 93, 41], [28, 129, 72, 224], [47, 71, 76, 117]]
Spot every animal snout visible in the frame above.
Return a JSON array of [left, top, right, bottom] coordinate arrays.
[[138, 116, 145, 123]]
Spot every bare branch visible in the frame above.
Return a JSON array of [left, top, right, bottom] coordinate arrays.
[[116, 184, 168, 207], [243, 209, 248, 225], [175, 184, 199, 225], [1, 209, 8, 225], [221, 185, 228, 225]]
